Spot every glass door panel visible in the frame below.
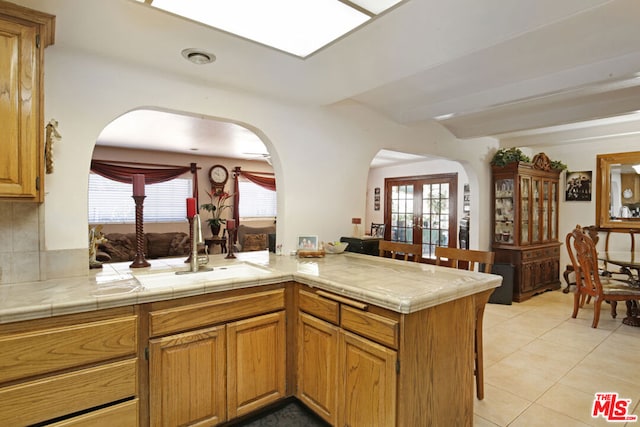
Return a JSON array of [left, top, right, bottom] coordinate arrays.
[[421, 182, 450, 259], [542, 181, 549, 241], [532, 179, 540, 243], [494, 178, 514, 244], [390, 184, 414, 242], [520, 176, 530, 244], [551, 182, 558, 239]]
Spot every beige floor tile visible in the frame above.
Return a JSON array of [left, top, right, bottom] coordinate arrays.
[[559, 366, 640, 405], [474, 289, 640, 426], [509, 402, 591, 427], [539, 322, 612, 352], [473, 383, 532, 427], [473, 414, 501, 427], [485, 360, 558, 401], [536, 383, 615, 426]]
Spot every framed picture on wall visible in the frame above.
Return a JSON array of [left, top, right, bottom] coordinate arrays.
[[565, 171, 592, 201]]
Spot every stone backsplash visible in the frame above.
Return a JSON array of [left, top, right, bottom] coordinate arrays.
[[0, 201, 87, 285]]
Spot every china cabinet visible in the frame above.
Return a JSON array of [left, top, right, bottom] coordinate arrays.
[[0, 1, 55, 201], [491, 153, 562, 302]]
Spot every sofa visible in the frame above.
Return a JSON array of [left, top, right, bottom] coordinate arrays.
[[235, 224, 276, 252], [97, 232, 190, 263]]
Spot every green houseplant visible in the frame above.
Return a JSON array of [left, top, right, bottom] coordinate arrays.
[[490, 147, 530, 167], [200, 190, 232, 236]]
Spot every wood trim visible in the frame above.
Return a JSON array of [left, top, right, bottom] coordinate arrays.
[[149, 288, 285, 337]]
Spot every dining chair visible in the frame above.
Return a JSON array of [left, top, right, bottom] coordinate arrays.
[[566, 225, 640, 328], [434, 246, 495, 400], [378, 240, 421, 262]]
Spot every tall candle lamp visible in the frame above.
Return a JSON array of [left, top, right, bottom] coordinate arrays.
[[130, 174, 150, 268], [185, 197, 197, 264], [225, 219, 236, 259]]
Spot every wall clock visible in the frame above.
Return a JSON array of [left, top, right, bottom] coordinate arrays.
[[209, 164, 229, 194]]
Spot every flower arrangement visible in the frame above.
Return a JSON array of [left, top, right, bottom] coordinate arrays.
[[200, 190, 232, 228]]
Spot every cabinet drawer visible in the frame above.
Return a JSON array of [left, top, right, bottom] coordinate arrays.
[[299, 289, 339, 324], [48, 399, 139, 426], [0, 358, 137, 426], [150, 289, 285, 336], [341, 306, 399, 349], [0, 315, 137, 384]]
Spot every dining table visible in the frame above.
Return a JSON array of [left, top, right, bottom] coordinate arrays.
[[599, 251, 640, 326]]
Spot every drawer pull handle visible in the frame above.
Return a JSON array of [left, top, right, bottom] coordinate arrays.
[[316, 290, 368, 311]]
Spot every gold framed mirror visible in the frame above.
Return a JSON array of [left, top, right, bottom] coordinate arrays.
[[596, 151, 640, 229]]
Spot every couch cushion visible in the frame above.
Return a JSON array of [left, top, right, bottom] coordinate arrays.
[[243, 233, 268, 251], [168, 233, 190, 256], [237, 224, 276, 251], [145, 233, 176, 259], [100, 233, 137, 262]]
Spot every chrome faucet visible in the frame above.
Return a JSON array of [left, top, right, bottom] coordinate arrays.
[[178, 214, 212, 274]]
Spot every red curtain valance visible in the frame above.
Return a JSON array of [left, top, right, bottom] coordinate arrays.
[[238, 170, 276, 191], [232, 167, 276, 237], [90, 160, 199, 199]]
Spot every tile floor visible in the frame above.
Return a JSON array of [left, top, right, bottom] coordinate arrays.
[[475, 290, 640, 426]]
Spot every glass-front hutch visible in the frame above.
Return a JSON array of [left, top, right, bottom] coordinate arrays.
[[492, 153, 561, 302]]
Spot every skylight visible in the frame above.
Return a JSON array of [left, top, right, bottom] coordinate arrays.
[[138, 0, 403, 58]]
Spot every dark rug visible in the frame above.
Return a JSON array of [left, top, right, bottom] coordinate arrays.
[[230, 401, 329, 427]]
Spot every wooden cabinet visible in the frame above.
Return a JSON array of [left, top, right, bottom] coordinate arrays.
[[0, 307, 139, 426], [0, 1, 55, 201], [296, 288, 397, 427], [339, 331, 397, 427], [149, 326, 226, 426], [491, 153, 562, 301], [227, 311, 286, 419], [297, 312, 339, 425], [146, 287, 287, 426]]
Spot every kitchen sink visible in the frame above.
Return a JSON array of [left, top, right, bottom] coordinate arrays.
[[132, 262, 274, 289]]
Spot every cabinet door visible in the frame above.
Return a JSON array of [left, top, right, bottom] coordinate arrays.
[[338, 330, 397, 427], [149, 326, 226, 427], [227, 311, 286, 419], [0, 18, 40, 199], [297, 312, 339, 425]]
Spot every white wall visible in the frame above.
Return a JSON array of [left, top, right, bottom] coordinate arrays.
[[41, 48, 497, 264]]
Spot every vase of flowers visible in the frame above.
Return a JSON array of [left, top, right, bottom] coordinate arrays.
[[200, 191, 232, 236]]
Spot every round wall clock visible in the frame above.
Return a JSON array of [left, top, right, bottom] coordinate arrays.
[[209, 165, 229, 193]]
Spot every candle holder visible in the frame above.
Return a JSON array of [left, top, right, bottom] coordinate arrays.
[[130, 195, 151, 268], [225, 228, 236, 259], [185, 216, 194, 264]]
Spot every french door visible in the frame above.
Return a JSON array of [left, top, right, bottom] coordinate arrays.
[[384, 174, 458, 261]]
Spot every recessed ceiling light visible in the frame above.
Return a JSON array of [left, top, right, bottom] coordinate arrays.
[[181, 48, 216, 65]]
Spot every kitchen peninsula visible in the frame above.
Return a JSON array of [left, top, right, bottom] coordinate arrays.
[[0, 252, 501, 426]]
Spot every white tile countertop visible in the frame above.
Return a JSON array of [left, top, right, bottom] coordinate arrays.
[[0, 251, 502, 324]]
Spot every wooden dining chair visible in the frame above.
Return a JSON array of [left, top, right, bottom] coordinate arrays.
[[434, 246, 495, 400], [566, 225, 640, 328], [378, 240, 421, 262]]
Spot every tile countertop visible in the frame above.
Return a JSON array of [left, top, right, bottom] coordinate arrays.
[[0, 251, 502, 324]]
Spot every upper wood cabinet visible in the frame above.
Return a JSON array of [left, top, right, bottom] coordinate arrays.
[[0, 1, 55, 201]]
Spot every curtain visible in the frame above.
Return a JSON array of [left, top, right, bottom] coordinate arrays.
[[232, 167, 276, 239], [90, 160, 199, 201]]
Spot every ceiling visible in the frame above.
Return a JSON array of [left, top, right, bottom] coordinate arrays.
[[21, 0, 640, 161]]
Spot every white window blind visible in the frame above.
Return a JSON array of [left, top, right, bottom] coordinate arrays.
[[238, 180, 277, 218], [88, 173, 192, 224]]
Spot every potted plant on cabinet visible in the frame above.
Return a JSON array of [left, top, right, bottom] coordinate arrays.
[[200, 190, 232, 236]]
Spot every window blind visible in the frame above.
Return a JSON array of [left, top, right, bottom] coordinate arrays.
[[88, 173, 192, 223]]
